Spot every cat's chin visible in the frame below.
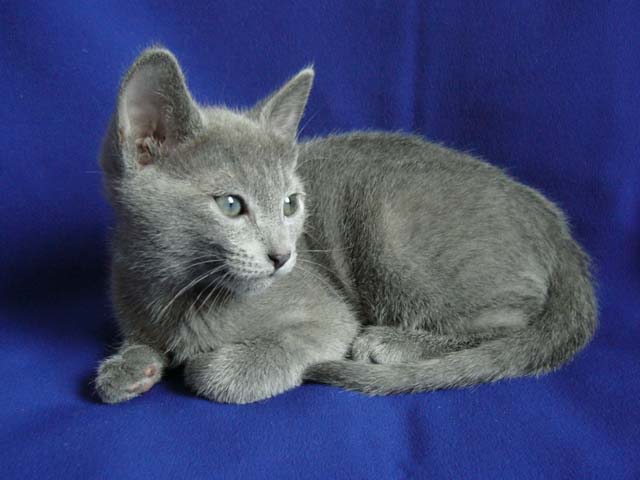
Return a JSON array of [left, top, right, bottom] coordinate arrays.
[[227, 276, 274, 296]]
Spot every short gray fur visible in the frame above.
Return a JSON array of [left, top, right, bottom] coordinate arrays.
[[95, 48, 596, 404]]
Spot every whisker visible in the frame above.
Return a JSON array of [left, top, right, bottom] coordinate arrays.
[[192, 271, 231, 317], [205, 272, 233, 316], [189, 273, 221, 316], [155, 254, 225, 275], [129, 253, 225, 277], [156, 264, 227, 322]]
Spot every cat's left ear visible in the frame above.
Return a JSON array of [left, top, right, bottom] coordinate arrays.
[[254, 67, 314, 142], [117, 48, 202, 166]]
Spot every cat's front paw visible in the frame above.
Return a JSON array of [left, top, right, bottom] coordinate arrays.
[[95, 345, 164, 403], [350, 326, 423, 364], [184, 342, 302, 404]]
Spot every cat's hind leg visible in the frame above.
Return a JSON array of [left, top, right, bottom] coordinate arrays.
[[95, 343, 166, 403]]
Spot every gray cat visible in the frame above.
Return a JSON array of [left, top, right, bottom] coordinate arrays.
[[95, 48, 596, 404]]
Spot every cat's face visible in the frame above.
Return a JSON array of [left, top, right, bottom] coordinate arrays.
[[122, 114, 305, 294], [112, 49, 313, 296]]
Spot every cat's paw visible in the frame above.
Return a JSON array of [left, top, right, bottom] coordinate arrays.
[[95, 345, 164, 404], [350, 326, 423, 364], [184, 342, 302, 404]]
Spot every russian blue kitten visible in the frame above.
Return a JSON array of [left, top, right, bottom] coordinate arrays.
[[95, 48, 596, 404]]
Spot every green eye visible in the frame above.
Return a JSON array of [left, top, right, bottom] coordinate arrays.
[[284, 194, 300, 217], [215, 195, 245, 217]]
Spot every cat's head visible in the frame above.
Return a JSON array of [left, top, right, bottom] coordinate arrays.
[[108, 48, 313, 296]]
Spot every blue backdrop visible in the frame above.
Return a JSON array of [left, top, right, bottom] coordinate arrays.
[[1, 1, 639, 478]]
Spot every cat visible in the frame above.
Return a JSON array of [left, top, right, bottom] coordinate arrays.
[[95, 47, 596, 404]]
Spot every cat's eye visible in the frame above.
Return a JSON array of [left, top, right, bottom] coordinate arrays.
[[284, 194, 300, 217], [215, 195, 246, 217]]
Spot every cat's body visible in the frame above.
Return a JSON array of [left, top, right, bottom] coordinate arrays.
[[299, 133, 596, 392], [95, 48, 596, 404]]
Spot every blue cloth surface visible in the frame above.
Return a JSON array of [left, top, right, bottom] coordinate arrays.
[[1, 1, 639, 478]]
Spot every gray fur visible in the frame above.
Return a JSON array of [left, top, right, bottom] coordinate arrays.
[[95, 47, 596, 403]]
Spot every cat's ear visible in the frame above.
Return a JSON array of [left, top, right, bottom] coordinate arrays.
[[254, 67, 314, 141], [117, 48, 202, 166]]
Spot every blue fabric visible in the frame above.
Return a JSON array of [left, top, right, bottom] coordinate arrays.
[[2, 1, 639, 478]]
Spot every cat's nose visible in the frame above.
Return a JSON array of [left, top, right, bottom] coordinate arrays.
[[268, 252, 291, 270]]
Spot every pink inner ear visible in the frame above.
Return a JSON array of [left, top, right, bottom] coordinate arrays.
[[119, 65, 173, 166], [135, 137, 155, 166], [123, 97, 169, 165], [119, 59, 196, 166], [128, 102, 160, 140]]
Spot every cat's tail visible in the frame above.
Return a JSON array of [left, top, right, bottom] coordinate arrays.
[[304, 241, 597, 395]]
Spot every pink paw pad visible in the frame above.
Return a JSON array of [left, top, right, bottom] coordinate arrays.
[[124, 364, 161, 395], [125, 377, 156, 394]]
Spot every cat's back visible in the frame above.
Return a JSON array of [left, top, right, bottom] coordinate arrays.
[[298, 131, 561, 225], [297, 131, 523, 230], [298, 131, 510, 200], [300, 131, 485, 177], [297, 131, 569, 315]]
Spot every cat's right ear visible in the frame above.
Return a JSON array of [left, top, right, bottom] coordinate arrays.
[[117, 48, 202, 166]]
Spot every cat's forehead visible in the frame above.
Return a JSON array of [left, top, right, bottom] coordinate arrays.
[[162, 108, 297, 175], [160, 109, 300, 197], [194, 109, 295, 163]]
